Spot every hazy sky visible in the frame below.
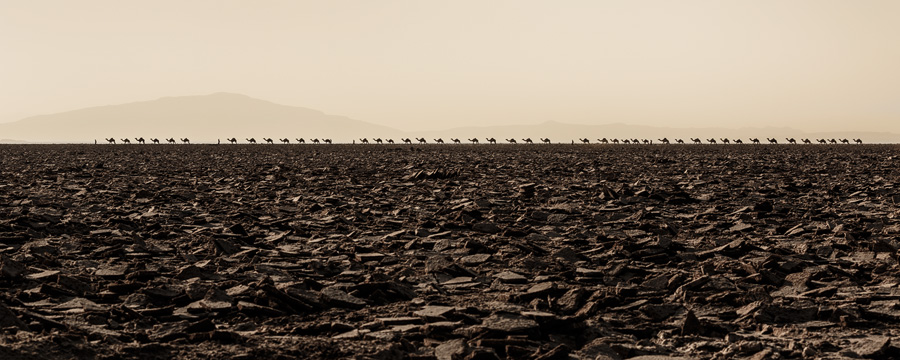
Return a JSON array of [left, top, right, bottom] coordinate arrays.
[[3, 0, 899, 132]]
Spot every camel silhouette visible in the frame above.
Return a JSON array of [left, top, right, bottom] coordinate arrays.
[[416, 138, 427, 144], [227, 138, 237, 144], [854, 138, 862, 144], [180, 138, 190, 144], [451, 138, 461, 144], [658, 138, 670, 144], [296, 138, 305, 144], [691, 138, 701, 144], [734, 139, 743, 144], [246, 138, 257, 144], [486, 138, 497, 144], [135, 137, 145, 144], [541, 138, 551, 144], [121, 138, 131, 144], [402, 138, 412, 144], [786, 138, 796, 144], [469, 138, 479, 144], [675, 139, 684, 144], [280, 138, 290, 144], [166, 138, 176, 144], [105, 138, 116, 144], [506, 139, 517, 144], [150, 138, 160, 144], [522, 138, 533, 144], [767, 138, 778, 144], [434, 138, 444, 144], [579, 138, 590, 144], [750, 138, 760, 144]]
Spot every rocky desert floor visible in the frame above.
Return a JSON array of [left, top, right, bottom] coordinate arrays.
[[1, 144, 899, 359]]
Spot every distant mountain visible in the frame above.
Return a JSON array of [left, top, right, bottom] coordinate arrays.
[[2, 94, 896, 143], [0, 93, 400, 143], [413, 121, 900, 144]]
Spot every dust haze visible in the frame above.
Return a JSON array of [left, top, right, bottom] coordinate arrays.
[[2, 1, 899, 137]]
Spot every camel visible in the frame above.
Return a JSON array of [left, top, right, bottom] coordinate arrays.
[[598, 138, 609, 144], [469, 138, 479, 144], [786, 138, 797, 144], [691, 138, 701, 144], [121, 138, 131, 144], [642, 139, 652, 144], [386, 139, 395, 144], [434, 138, 444, 144], [750, 138, 760, 144], [632, 139, 640, 144], [801, 139, 811, 144], [675, 139, 684, 144], [416, 138, 427, 144], [840, 139, 849, 144], [767, 138, 778, 144], [734, 139, 743, 144], [817, 139, 827, 144], [707, 138, 717, 144], [105, 138, 116, 144], [579, 138, 590, 144], [135, 137, 145, 144], [280, 138, 290, 144], [658, 138, 670, 144], [623, 139, 631, 144], [166, 138, 176, 144], [296, 138, 305, 144], [323, 139, 331, 144], [150, 138, 160, 144], [522, 138, 533, 144], [611, 139, 620, 144], [359, 138, 369, 144], [720, 138, 730, 144], [402, 138, 412, 144], [451, 138, 461, 144], [829, 139, 837, 144], [506, 139, 517, 144], [854, 138, 862, 144], [263, 138, 274, 144], [246, 138, 257, 144], [227, 138, 238, 144], [181, 138, 190, 144], [486, 138, 497, 144], [374, 138, 383, 144], [540, 138, 551, 144]]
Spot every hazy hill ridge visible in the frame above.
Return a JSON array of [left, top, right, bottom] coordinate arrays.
[[0, 93, 400, 143], [1, 93, 897, 143]]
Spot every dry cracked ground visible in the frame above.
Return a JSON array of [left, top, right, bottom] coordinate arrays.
[[1, 144, 899, 359]]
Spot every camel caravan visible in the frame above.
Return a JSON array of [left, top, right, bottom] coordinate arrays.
[[98, 136, 865, 145]]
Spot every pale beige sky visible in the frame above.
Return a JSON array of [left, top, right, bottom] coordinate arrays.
[[2, 0, 899, 132]]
